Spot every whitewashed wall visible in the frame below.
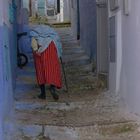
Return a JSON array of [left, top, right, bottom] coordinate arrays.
[[120, 0, 140, 114], [108, 0, 140, 115], [108, 0, 123, 93]]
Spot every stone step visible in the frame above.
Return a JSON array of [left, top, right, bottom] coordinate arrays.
[[63, 55, 90, 66], [15, 76, 100, 103], [62, 52, 88, 62], [16, 72, 96, 88], [14, 70, 101, 101], [59, 34, 73, 38], [62, 42, 78, 46], [65, 65, 93, 78], [19, 55, 93, 74], [61, 38, 74, 42], [12, 121, 140, 140], [62, 46, 81, 53], [62, 43, 80, 48], [58, 32, 72, 35], [15, 104, 137, 128], [17, 65, 94, 80], [18, 63, 93, 79], [55, 28, 71, 32], [15, 99, 94, 112], [60, 36, 76, 39], [57, 32, 72, 35], [61, 36, 74, 38], [63, 48, 85, 55], [63, 44, 80, 49], [27, 53, 89, 67], [15, 90, 120, 112]]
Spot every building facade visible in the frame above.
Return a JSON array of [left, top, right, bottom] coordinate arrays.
[[70, 0, 140, 116], [108, 0, 140, 115], [0, 0, 22, 139]]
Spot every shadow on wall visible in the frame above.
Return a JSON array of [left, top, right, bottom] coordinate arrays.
[[79, 0, 97, 60]]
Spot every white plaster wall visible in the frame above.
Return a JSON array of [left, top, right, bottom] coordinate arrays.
[[63, 0, 70, 22], [0, 0, 16, 139], [108, 0, 122, 93], [108, 0, 140, 115], [60, 0, 64, 22], [120, 0, 140, 114]]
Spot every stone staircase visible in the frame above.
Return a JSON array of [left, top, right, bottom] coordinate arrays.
[[12, 27, 140, 140]]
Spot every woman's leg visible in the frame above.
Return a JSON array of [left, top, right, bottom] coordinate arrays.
[[50, 85, 59, 100], [38, 84, 46, 99]]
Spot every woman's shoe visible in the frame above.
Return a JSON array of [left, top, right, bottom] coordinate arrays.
[[49, 85, 59, 101], [38, 93, 46, 99]]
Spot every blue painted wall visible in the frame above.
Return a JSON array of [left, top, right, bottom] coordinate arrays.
[[0, 26, 5, 140], [79, 0, 97, 60], [10, 1, 18, 89], [0, 23, 14, 140], [0, 0, 19, 139]]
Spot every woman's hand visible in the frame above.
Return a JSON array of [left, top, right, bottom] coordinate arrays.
[[34, 50, 41, 56], [31, 37, 38, 51]]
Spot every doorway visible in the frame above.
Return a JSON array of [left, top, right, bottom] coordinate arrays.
[[96, 1, 109, 86]]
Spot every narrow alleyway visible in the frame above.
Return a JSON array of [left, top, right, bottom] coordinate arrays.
[[13, 27, 140, 140]]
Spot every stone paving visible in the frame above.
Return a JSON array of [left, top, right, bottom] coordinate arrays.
[[12, 27, 140, 140]]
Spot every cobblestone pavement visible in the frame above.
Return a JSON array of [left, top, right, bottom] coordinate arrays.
[[11, 27, 140, 140]]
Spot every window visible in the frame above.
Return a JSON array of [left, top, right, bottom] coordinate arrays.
[[109, 16, 116, 63]]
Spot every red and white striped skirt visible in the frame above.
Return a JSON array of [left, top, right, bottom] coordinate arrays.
[[33, 41, 62, 89]]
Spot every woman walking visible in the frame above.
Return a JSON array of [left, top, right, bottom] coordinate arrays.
[[30, 25, 62, 100]]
